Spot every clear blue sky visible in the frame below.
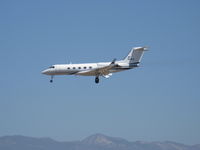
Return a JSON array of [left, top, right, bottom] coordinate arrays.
[[0, 0, 200, 145]]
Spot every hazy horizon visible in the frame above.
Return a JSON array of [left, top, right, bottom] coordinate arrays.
[[0, 133, 199, 146]]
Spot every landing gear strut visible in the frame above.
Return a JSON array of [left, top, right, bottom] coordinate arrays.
[[50, 76, 53, 83], [95, 76, 99, 84]]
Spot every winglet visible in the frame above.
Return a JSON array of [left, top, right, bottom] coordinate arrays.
[[111, 58, 117, 64]]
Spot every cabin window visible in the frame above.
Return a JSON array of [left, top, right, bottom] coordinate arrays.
[[73, 67, 76, 69], [84, 67, 87, 69], [89, 66, 92, 69], [78, 67, 81, 69], [67, 67, 70, 69]]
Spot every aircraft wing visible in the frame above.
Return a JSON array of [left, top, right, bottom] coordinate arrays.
[[76, 59, 117, 76]]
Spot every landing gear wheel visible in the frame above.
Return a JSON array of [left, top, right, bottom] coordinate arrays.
[[95, 77, 99, 84]]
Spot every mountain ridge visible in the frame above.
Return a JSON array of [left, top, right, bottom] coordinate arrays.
[[0, 134, 199, 150]]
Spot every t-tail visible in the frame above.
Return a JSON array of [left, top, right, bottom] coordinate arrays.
[[123, 47, 148, 66]]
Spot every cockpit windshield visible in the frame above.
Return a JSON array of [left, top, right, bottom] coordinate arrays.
[[49, 66, 55, 68]]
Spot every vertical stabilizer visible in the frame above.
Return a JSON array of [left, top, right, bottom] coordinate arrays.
[[124, 47, 148, 64]]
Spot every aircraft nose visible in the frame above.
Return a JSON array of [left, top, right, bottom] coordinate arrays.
[[42, 69, 48, 75]]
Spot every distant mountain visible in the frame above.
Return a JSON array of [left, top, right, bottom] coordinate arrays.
[[0, 134, 199, 150]]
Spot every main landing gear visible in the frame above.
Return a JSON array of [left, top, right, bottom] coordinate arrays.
[[95, 76, 99, 84], [50, 75, 53, 83]]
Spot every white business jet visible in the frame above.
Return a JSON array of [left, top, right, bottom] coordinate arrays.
[[42, 47, 148, 83]]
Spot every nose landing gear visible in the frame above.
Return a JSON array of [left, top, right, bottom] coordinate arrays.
[[50, 76, 54, 83], [95, 76, 99, 84]]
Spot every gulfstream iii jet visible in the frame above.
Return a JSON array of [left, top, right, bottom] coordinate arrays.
[[42, 47, 148, 83]]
